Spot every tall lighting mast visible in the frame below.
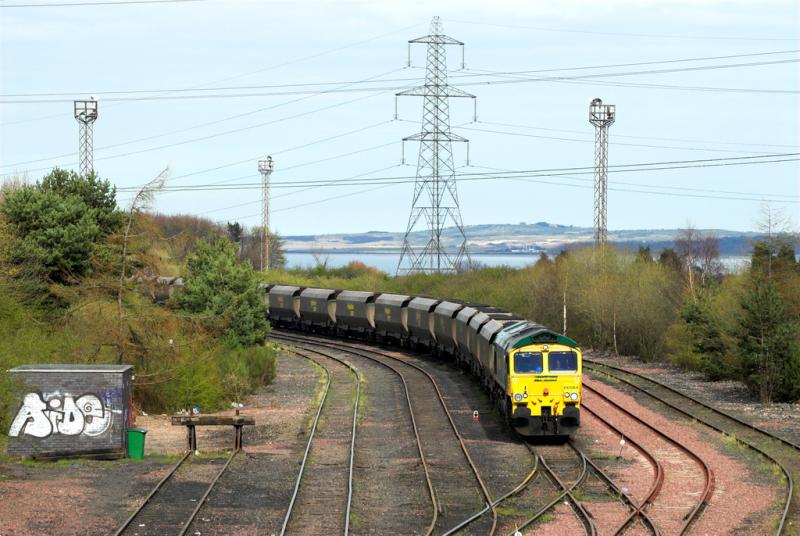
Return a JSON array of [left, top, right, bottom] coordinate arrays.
[[589, 98, 615, 247], [258, 156, 274, 271], [74, 98, 98, 177]]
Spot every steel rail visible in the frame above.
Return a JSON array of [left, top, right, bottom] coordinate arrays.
[[178, 449, 239, 536], [583, 381, 715, 535], [276, 335, 438, 535], [584, 359, 800, 451], [579, 403, 663, 535], [505, 442, 596, 536], [442, 446, 539, 535], [280, 346, 361, 536], [274, 331, 499, 535], [278, 347, 331, 536], [113, 450, 192, 536], [585, 359, 798, 535]]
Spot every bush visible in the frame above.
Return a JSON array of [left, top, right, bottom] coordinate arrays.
[[0, 286, 78, 434], [0, 169, 121, 283], [177, 236, 270, 346]]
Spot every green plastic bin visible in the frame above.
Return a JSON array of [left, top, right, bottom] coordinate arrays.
[[127, 428, 147, 459]]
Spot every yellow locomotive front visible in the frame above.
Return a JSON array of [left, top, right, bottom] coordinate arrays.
[[507, 342, 582, 437]]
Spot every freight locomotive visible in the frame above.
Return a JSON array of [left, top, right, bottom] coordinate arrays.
[[264, 285, 582, 438]]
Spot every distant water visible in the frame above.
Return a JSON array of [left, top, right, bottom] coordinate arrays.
[[284, 252, 753, 274]]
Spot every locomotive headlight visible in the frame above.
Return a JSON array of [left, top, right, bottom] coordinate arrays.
[[571, 392, 579, 401], [523, 393, 528, 399], [514, 393, 523, 402]]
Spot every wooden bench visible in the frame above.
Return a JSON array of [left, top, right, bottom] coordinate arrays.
[[171, 413, 255, 451]]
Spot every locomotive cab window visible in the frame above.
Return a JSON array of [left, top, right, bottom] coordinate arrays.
[[548, 351, 578, 372], [514, 351, 543, 373]]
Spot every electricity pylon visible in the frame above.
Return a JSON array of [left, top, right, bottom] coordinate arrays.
[[395, 16, 475, 275]]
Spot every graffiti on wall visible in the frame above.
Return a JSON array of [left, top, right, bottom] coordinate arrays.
[[8, 392, 114, 438]]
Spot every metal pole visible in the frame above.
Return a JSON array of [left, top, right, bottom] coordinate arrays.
[[258, 156, 275, 271], [74, 99, 99, 177], [589, 98, 615, 248]]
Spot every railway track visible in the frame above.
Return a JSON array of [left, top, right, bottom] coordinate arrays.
[[114, 450, 237, 536], [583, 382, 715, 535], [507, 442, 596, 536], [373, 344, 600, 536], [278, 345, 360, 536], [282, 340, 437, 535], [578, 403, 662, 536], [585, 358, 800, 535], [320, 337, 666, 536], [277, 332, 641, 536], [273, 331, 498, 534]]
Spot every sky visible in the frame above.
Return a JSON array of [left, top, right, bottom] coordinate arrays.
[[1, 0, 798, 236]]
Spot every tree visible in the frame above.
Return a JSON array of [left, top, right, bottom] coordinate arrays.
[[236, 228, 286, 270], [635, 246, 653, 264], [226, 222, 243, 246], [658, 248, 682, 273], [0, 169, 121, 283], [117, 167, 168, 363], [176, 237, 269, 347], [735, 275, 800, 403], [754, 204, 793, 278], [40, 169, 121, 235], [679, 296, 729, 379], [698, 234, 722, 285]]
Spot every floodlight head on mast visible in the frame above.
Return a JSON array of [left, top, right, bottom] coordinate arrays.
[[73, 99, 99, 124], [589, 98, 615, 127], [258, 155, 274, 174]]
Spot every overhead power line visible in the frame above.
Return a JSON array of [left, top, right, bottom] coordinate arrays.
[[3, 57, 798, 104], [457, 125, 781, 155], [0, 0, 203, 6], [6, 49, 797, 98], [111, 154, 800, 201], [464, 66, 800, 96], [445, 18, 800, 42], [472, 120, 800, 150], [220, 165, 797, 224], [0, 24, 420, 127], [1, 67, 410, 171], [198, 164, 403, 217]]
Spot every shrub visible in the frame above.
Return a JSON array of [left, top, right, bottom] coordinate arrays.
[[0, 169, 121, 283], [176, 236, 270, 346]]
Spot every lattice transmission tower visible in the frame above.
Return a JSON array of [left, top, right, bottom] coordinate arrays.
[[589, 98, 615, 246], [74, 99, 98, 177], [395, 16, 475, 275], [258, 156, 274, 271]]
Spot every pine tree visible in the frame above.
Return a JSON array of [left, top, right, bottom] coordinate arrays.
[[735, 275, 800, 403]]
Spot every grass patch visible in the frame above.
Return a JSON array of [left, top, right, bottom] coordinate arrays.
[[496, 504, 527, 517]]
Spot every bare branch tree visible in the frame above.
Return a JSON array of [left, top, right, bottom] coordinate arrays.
[[117, 166, 169, 364], [310, 241, 329, 270], [756, 204, 793, 278], [699, 233, 722, 285], [674, 223, 700, 300]]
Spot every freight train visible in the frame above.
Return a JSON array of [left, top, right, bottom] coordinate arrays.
[[264, 285, 582, 438]]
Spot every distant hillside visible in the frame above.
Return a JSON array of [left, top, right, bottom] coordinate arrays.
[[282, 222, 776, 256]]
